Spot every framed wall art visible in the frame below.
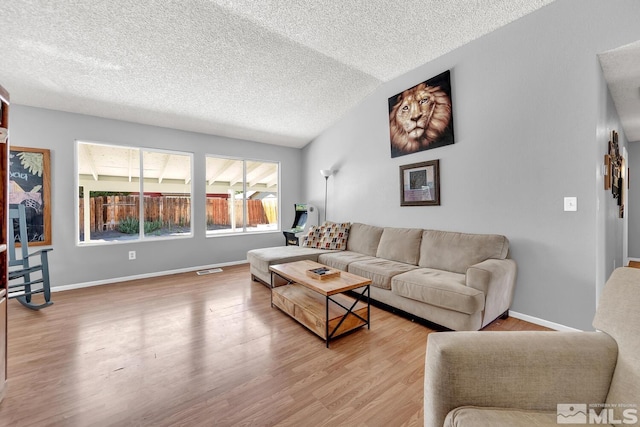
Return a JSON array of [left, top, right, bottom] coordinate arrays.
[[388, 70, 454, 158], [400, 159, 440, 206], [605, 130, 625, 218], [604, 154, 611, 190], [9, 146, 52, 245]]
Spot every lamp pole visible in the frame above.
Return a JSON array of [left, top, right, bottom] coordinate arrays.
[[320, 169, 333, 223], [323, 175, 329, 223]]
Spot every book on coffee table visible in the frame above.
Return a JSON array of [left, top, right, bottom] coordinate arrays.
[[306, 267, 341, 280]]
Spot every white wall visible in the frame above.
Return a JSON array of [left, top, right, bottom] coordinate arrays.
[[302, 0, 640, 330], [10, 105, 303, 287]]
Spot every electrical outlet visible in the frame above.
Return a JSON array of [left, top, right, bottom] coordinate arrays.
[[128, 250, 136, 260]]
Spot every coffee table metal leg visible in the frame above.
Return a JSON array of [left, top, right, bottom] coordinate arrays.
[[270, 271, 274, 307], [367, 285, 370, 329], [325, 286, 370, 347], [326, 296, 330, 348]]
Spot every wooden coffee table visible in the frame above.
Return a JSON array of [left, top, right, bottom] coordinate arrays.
[[269, 259, 371, 347]]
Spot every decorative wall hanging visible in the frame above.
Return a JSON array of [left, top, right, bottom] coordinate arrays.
[[400, 159, 440, 206], [9, 146, 51, 245], [604, 153, 611, 190], [605, 130, 624, 218], [388, 70, 454, 158]]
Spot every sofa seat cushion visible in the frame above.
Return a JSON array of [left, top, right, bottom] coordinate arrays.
[[317, 251, 376, 271], [247, 246, 330, 273], [348, 258, 418, 290], [391, 268, 484, 315], [445, 406, 557, 427]]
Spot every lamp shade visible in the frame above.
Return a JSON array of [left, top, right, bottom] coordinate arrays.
[[320, 169, 333, 178]]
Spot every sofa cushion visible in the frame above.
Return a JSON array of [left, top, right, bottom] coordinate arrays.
[[392, 268, 484, 314], [347, 223, 384, 256], [301, 225, 324, 248], [419, 230, 510, 274], [318, 251, 376, 271], [348, 258, 418, 290], [321, 221, 351, 250], [375, 227, 423, 265], [302, 222, 351, 250], [247, 246, 329, 273], [445, 407, 557, 427]]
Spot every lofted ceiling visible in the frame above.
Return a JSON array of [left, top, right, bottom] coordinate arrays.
[[1, 0, 557, 148], [599, 40, 640, 144]]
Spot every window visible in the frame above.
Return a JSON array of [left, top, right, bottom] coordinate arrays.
[[77, 141, 193, 244], [206, 156, 278, 235]]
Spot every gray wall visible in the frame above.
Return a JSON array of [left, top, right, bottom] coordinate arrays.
[[628, 142, 640, 258], [596, 66, 629, 300], [10, 105, 303, 286], [302, 0, 640, 330]]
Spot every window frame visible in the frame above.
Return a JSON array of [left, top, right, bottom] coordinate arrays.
[[75, 140, 194, 246], [205, 154, 280, 237]]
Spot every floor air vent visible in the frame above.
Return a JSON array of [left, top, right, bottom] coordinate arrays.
[[196, 268, 223, 275]]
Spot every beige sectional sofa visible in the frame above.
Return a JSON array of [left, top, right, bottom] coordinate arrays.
[[424, 267, 640, 426], [247, 222, 517, 331]]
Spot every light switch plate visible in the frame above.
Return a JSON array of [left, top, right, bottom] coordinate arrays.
[[564, 197, 577, 212]]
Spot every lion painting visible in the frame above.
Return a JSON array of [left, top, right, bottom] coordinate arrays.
[[388, 70, 454, 157]]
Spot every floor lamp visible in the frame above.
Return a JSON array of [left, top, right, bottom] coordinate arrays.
[[320, 169, 333, 223]]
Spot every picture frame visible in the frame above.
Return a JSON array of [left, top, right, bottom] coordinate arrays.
[[9, 146, 52, 246], [400, 159, 440, 206], [606, 130, 625, 218], [604, 154, 611, 190], [388, 70, 454, 158]]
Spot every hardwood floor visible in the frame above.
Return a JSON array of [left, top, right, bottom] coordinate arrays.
[[0, 264, 550, 426]]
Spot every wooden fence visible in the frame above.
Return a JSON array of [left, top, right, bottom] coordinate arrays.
[[80, 195, 276, 232], [206, 198, 276, 227]]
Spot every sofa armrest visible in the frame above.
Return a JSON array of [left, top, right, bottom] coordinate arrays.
[[424, 331, 617, 427], [466, 258, 516, 327]]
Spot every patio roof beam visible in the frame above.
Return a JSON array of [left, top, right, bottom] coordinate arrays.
[[81, 143, 99, 181], [207, 159, 236, 186], [157, 153, 171, 184], [128, 149, 134, 182], [231, 162, 258, 186], [248, 168, 275, 187]]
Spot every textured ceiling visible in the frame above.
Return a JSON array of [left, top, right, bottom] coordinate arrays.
[[1, 0, 556, 148], [599, 40, 640, 143]]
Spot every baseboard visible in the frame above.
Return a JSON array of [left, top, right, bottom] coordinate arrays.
[[52, 260, 248, 293], [510, 311, 582, 331]]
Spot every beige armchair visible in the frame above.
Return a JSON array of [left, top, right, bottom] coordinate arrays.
[[424, 267, 640, 427]]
